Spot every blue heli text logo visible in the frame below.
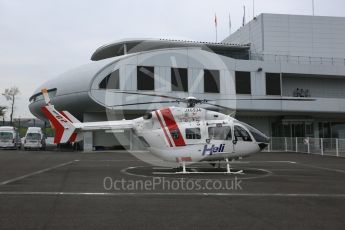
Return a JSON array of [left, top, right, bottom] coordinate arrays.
[[202, 144, 225, 156]]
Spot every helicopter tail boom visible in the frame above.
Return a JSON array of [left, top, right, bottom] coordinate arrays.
[[40, 88, 135, 144]]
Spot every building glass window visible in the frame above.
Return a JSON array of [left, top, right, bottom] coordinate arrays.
[[272, 121, 315, 138], [137, 66, 154, 90], [235, 71, 251, 94], [331, 122, 345, 139], [99, 69, 120, 89], [185, 128, 201, 139], [208, 126, 232, 140], [234, 125, 252, 142], [171, 68, 188, 92], [204, 69, 220, 93], [266, 73, 281, 95]]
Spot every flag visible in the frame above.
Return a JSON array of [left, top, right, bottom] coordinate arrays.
[[242, 6, 246, 26], [214, 13, 218, 42]]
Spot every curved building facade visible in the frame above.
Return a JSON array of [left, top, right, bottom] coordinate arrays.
[[29, 14, 345, 150]]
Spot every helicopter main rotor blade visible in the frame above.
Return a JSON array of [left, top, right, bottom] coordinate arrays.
[[203, 102, 235, 111], [207, 97, 315, 102], [110, 100, 179, 107], [112, 91, 183, 101]]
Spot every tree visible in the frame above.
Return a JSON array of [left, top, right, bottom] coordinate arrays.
[[0, 106, 6, 125], [0, 106, 6, 117], [2, 87, 20, 125]]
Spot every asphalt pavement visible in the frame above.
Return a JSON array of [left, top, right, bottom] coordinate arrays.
[[0, 150, 344, 230]]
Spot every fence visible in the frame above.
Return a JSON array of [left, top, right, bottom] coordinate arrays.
[[250, 53, 345, 66], [265, 137, 345, 157]]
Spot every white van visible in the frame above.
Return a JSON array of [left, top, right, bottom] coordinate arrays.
[[24, 127, 46, 150], [0, 126, 22, 149]]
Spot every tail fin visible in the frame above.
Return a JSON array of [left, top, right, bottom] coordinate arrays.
[[60, 111, 81, 123], [59, 111, 81, 143], [40, 89, 76, 144]]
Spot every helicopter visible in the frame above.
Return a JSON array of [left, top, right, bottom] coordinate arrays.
[[40, 88, 313, 174]]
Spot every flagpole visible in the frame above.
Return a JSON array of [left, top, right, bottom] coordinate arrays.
[[312, 0, 315, 16], [229, 13, 231, 35], [253, 0, 255, 18], [216, 26, 218, 43], [242, 5, 246, 26], [216, 26, 218, 42]]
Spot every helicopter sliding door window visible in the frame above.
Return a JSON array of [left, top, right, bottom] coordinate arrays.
[[208, 126, 232, 140], [137, 66, 154, 90], [266, 73, 281, 96], [185, 128, 201, 139], [235, 71, 251, 94], [204, 69, 220, 93], [171, 68, 188, 92], [234, 125, 252, 142], [99, 69, 120, 89]]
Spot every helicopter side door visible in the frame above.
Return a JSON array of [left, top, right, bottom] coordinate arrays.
[[233, 124, 258, 156], [206, 124, 233, 155]]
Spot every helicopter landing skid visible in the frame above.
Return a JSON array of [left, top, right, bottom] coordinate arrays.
[[173, 169, 244, 175], [153, 159, 245, 175]]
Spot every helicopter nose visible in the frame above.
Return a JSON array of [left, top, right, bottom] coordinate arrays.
[[240, 122, 270, 151], [258, 136, 270, 150], [258, 142, 268, 150]]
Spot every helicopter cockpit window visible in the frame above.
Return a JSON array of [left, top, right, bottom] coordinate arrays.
[[234, 125, 252, 142], [239, 122, 269, 143], [170, 130, 179, 139], [185, 128, 201, 139], [208, 126, 232, 140]]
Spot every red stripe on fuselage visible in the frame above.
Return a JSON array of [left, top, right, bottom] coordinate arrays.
[[155, 110, 173, 147], [41, 106, 63, 144], [160, 108, 186, 147]]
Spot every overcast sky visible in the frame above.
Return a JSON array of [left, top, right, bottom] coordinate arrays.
[[1, 0, 345, 119]]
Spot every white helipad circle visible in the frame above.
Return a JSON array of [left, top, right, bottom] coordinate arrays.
[[121, 165, 273, 180]]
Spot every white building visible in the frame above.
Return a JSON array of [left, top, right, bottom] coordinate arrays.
[[29, 14, 345, 151]]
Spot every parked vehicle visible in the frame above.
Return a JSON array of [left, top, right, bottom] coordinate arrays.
[[23, 127, 46, 150], [0, 126, 22, 149]]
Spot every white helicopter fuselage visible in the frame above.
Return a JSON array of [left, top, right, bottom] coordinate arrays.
[[130, 107, 268, 164]]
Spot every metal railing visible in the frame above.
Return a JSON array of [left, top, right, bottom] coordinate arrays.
[[264, 137, 345, 157], [250, 53, 345, 66]]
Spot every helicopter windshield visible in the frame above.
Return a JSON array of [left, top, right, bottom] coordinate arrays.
[[239, 122, 270, 143]]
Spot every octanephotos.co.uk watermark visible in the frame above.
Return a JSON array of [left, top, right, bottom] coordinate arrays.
[[103, 177, 243, 191]]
